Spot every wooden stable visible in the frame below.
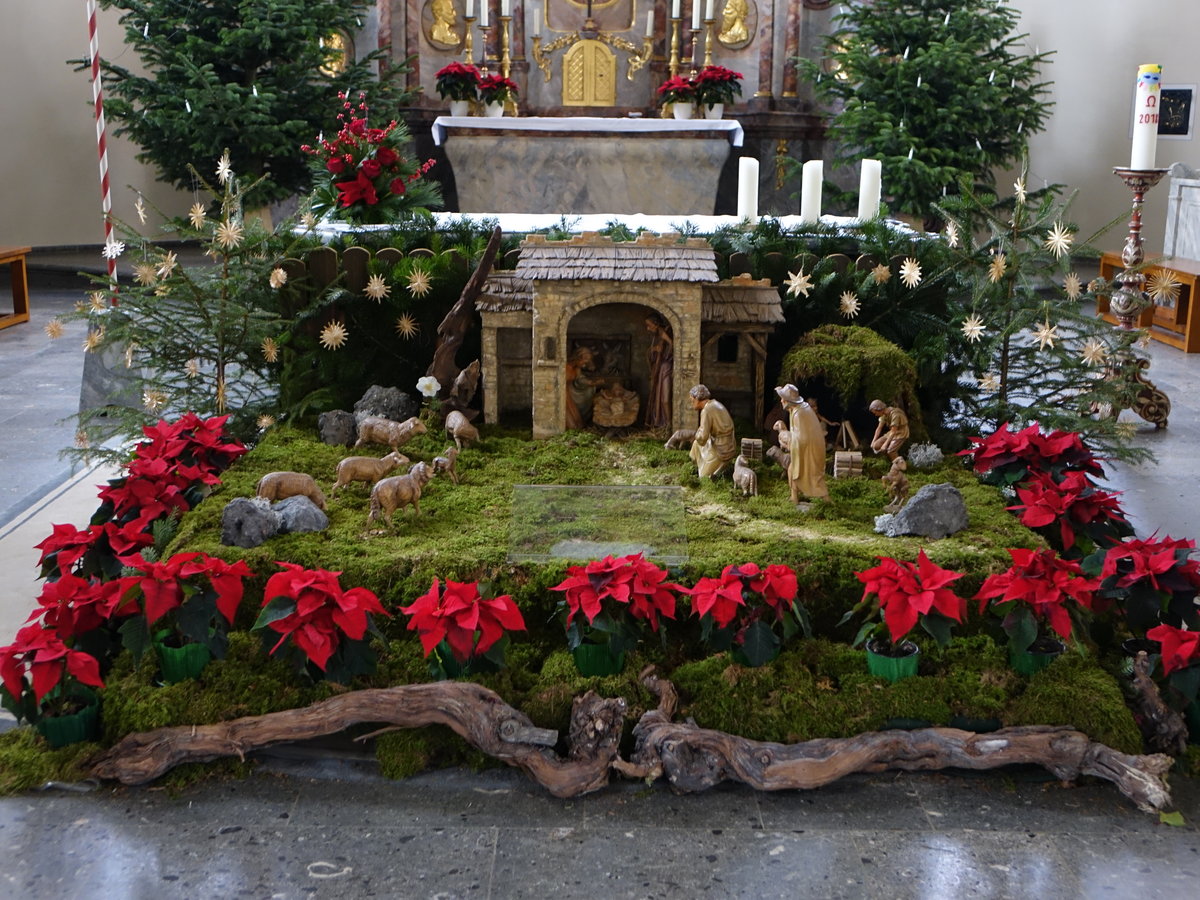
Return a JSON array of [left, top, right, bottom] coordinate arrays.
[[1097, 252, 1200, 353], [0, 245, 31, 330]]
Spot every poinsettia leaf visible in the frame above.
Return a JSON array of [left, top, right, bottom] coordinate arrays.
[[1005, 606, 1038, 654], [252, 597, 296, 631], [791, 603, 813, 640], [119, 616, 152, 662], [851, 620, 876, 649], [739, 621, 780, 667], [175, 593, 217, 646], [1169, 666, 1200, 704], [920, 613, 954, 648], [1078, 547, 1107, 578]]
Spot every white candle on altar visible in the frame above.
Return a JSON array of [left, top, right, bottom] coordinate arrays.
[[1131, 63, 1163, 170], [501, 0, 510, 17], [705, 0, 715, 20], [692, 1, 701, 30], [737, 157, 759, 223], [800, 160, 823, 225], [479, 0, 488, 28], [857, 158, 882, 220], [532, 8, 541, 37], [646, 10, 654, 36], [672, 0, 681, 18], [466, 0, 474, 19]]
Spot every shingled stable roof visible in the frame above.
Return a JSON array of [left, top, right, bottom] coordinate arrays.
[[702, 273, 785, 324], [475, 270, 533, 313], [514, 232, 719, 283]]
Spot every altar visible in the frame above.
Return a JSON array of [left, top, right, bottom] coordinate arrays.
[[431, 116, 744, 216]]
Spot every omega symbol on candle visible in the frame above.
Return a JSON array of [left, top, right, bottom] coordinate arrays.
[[1138, 65, 1161, 126]]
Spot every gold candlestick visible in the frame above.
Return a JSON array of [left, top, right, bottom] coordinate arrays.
[[462, 15, 476, 62], [703, 18, 715, 67], [668, 17, 682, 78], [499, 14, 512, 79]]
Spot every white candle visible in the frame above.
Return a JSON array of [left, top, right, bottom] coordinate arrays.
[[705, 0, 715, 19], [501, 0, 510, 17], [1131, 63, 1163, 170], [692, 0, 701, 30], [479, 0, 488, 28], [800, 160, 823, 225], [646, 10, 654, 36], [465, 0, 474, 18], [672, 0, 681, 18], [532, 8, 541, 37], [737, 157, 759, 224], [857, 159, 882, 220]]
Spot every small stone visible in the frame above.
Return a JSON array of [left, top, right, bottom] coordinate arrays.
[[220, 497, 280, 548], [318, 409, 357, 446], [354, 385, 419, 425], [882, 483, 969, 539], [273, 496, 329, 534]]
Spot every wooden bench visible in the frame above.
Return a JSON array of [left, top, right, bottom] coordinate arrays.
[[1097, 251, 1200, 353], [0, 245, 30, 330]]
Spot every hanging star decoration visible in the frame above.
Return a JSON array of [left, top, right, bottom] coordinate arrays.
[[839, 291, 861, 318], [988, 252, 1007, 284], [871, 263, 891, 285], [961, 314, 985, 343], [185, 358, 201, 378], [979, 372, 1000, 392], [1043, 222, 1073, 259], [1064, 272, 1083, 301], [154, 283, 172, 298], [1013, 177, 1027, 204], [1080, 338, 1108, 366], [88, 291, 108, 311], [261, 337, 279, 363], [395, 314, 419, 339], [216, 151, 233, 185], [320, 320, 349, 350], [44, 318, 64, 340], [1033, 320, 1058, 350], [157, 251, 178, 278], [83, 328, 104, 352], [1116, 421, 1138, 440], [407, 266, 432, 297], [135, 196, 147, 225], [257, 414, 277, 431], [188, 203, 207, 229], [300, 211, 318, 231], [899, 257, 922, 288], [1146, 271, 1182, 306], [214, 220, 244, 249], [124, 343, 138, 369], [365, 274, 391, 301], [133, 262, 158, 286], [784, 268, 814, 298], [74, 428, 90, 450], [101, 239, 125, 260], [269, 267, 288, 290], [944, 220, 960, 249], [143, 389, 167, 412]]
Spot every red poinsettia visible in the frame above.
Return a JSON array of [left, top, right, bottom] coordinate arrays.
[[657, 75, 697, 104], [852, 550, 967, 646], [689, 563, 799, 629], [0, 624, 104, 707], [35, 523, 101, 578], [1146, 623, 1200, 676], [1008, 470, 1127, 553], [257, 562, 389, 672], [477, 74, 519, 104], [976, 547, 1099, 645], [401, 578, 526, 664], [434, 62, 482, 101], [552, 553, 683, 632], [959, 422, 1104, 483], [121, 551, 252, 626], [28, 573, 132, 639], [693, 65, 744, 106], [1099, 534, 1200, 593]]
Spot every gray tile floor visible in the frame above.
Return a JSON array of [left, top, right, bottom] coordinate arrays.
[[0, 256, 1198, 899]]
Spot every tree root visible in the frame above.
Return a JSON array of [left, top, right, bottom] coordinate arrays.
[[90, 669, 1176, 814]]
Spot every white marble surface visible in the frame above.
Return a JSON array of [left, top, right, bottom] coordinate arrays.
[[1165, 168, 1200, 262]]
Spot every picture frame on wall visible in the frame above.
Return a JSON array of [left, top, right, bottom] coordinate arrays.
[[1159, 85, 1196, 140]]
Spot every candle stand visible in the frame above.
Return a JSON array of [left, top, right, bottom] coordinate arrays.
[[1107, 166, 1171, 428]]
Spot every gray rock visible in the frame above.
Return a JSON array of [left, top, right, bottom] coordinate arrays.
[[273, 496, 330, 534], [354, 385, 418, 425], [880, 482, 969, 540], [221, 497, 280, 548], [318, 409, 358, 446]]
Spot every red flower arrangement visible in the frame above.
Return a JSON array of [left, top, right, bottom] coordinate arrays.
[[303, 91, 439, 225], [477, 74, 519, 105], [848, 550, 967, 652], [1085, 534, 1200, 635], [959, 422, 1104, 486], [254, 562, 389, 681], [29, 573, 131, 640], [975, 548, 1100, 653], [656, 76, 698, 105], [0, 624, 104, 724], [688, 563, 808, 666], [401, 578, 526, 677], [693, 65, 743, 107], [1008, 469, 1129, 555], [435, 62, 482, 102], [1147, 623, 1200, 676]]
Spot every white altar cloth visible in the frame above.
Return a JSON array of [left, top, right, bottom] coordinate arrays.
[[430, 115, 744, 148]]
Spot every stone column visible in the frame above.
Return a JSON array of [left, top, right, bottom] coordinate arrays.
[[755, 2, 774, 99], [782, 0, 800, 98]]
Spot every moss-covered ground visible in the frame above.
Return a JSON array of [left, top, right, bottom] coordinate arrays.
[[0, 425, 1158, 788]]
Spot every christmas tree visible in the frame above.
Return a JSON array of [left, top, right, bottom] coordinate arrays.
[[799, 0, 1052, 229], [81, 0, 407, 206]]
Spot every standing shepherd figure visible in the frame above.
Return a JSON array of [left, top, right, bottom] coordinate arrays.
[[644, 314, 674, 428], [775, 384, 829, 503]]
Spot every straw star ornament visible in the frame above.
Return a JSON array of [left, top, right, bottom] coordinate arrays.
[[1033, 320, 1058, 350], [839, 291, 861, 318], [269, 268, 288, 290], [988, 253, 1007, 283], [395, 314, 419, 339], [899, 258, 922, 288], [1064, 272, 1083, 301], [1043, 223, 1073, 259], [320, 320, 349, 350], [871, 263, 891, 285], [1080, 338, 1108, 366], [784, 269, 814, 298], [188, 203, 207, 229], [365, 274, 391, 301], [961, 314, 985, 343], [407, 267, 432, 297]]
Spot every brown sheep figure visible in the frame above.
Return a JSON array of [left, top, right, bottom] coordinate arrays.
[[368, 461, 435, 525], [332, 450, 409, 496], [354, 416, 427, 451], [432, 446, 460, 485], [256, 472, 327, 510], [444, 410, 480, 450]]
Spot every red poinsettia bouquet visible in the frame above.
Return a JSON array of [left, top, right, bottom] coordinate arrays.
[[477, 74, 519, 105], [401, 578, 526, 678], [253, 562, 389, 683], [693, 65, 743, 108], [1083, 534, 1200, 636], [1008, 469, 1130, 556], [656, 75, 697, 105], [959, 422, 1104, 487], [435, 62, 482, 102], [551, 553, 684, 656], [975, 547, 1100, 654], [0, 623, 104, 724], [303, 91, 440, 225], [847, 550, 967, 656], [688, 562, 809, 667]]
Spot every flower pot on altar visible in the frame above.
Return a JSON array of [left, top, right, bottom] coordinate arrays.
[[671, 102, 695, 121], [703, 103, 724, 120], [449, 99, 472, 117], [865, 639, 920, 683], [483, 102, 505, 118], [1008, 637, 1065, 676]]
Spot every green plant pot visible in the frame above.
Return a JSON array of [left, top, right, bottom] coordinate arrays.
[[572, 642, 625, 677], [156, 640, 212, 684], [865, 639, 919, 683], [35, 696, 100, 749], [1009, 638, 1065, 677]]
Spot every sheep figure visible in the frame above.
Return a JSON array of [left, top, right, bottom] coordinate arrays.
[[255, 472, 327, 511], [663, 428, 696, 450], [432, 446, 460, 485], [368, 461, 435, 525], [772, 420, 792, 450], [732, 455, 758, 497], [354, 415, 427, 451], [332, 450, 409, 496], [445, 410, 480, 450], [765, 445, 791, 476]]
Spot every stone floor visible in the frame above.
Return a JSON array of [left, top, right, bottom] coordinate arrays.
[[0, 254, 1198, 898]]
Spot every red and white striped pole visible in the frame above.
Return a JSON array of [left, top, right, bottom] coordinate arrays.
[[86, 0, 117, 288]]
